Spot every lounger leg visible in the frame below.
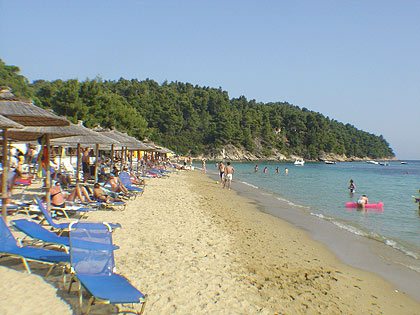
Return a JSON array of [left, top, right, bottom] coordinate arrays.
[[138, 300, 147, 315], [83, 296, 94, 315], [21, 257, 31, 273], [68, 276, 76, 293], [46, 264, 55, 276]]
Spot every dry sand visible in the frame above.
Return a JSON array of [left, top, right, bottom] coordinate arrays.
[[1, 170, 420, 314]]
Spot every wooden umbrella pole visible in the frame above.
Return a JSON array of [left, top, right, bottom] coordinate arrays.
[[120, 147, 124, 171], [130, 150, 133, 171], [94, 143, 99, 183], [2, 129, 8, 220], [110, 144, 114, 173], [76, 143, 81, 184], [45, 134, 52, 214], [137, 150, 140, 173]]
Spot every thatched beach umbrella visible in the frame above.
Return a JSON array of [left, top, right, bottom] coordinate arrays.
[[0, 115, 24, 219], [0, 87, 69, 127], [96, 128, 151, 171], [51, 123, 120, 182], [6, 123, 95, 215], [0, 115, 24, 129], [0, 87, 70, 220]]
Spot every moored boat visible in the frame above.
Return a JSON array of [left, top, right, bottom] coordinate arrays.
[[294, 158, 305, 166]]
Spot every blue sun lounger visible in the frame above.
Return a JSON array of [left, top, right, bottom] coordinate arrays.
[[68, 222, 147, 315], [0, 217, 69, 274], [33, 195, 121, 233], [11, 219, 120, 252], [119, 173, 144, 194]]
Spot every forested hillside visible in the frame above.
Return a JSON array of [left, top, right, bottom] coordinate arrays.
[[0, 58, 394, 159]]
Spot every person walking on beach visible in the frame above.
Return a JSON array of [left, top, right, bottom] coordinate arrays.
[[201, 159, 206, 173], [82, 148, 91, 183], [218, 162, 225, 186], [223, 162, 235, 190]]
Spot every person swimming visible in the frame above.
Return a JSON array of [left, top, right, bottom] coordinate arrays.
[[357, 195, 368, 209]]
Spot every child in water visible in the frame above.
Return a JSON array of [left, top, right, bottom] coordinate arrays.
[[348, 179, 356, 193]]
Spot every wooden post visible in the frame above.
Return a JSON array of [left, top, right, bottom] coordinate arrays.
[[94, 143, 99, 182], [45, 134, 52, 214], [2, 129, 8, 220], [110, 144, 114, 173], [76, 143, 81, 184]]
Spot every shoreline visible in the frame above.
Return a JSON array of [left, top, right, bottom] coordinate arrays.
[[205, 170, 420, 303], [186, 174, 420, 314]]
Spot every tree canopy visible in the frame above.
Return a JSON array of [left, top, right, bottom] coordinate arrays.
[[0, 58, 394, 159]]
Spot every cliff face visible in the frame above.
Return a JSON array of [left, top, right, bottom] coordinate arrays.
[[194, 144, 396, 162]]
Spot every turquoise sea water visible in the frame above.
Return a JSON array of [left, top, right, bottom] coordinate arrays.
[[205, 161, 420, 260]]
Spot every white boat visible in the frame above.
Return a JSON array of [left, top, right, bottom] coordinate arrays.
[[294, 158, 305, 166], [367, 160, 379, 165], [401, 161, 408, 165], [324, 160, 336, 165]]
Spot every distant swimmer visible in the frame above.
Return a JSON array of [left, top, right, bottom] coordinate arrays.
[[357, 195, 369, 209], [348, 179, 356, 193], [254, 165, 259, 172], [263, 167, 267, 174], [276, 167, 279, 173], [284, 168, 288, 175]]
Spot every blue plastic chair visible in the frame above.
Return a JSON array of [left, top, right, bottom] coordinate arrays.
[[0, 217, 69, 274], [68, 222, 147, 314], [33, 195, 121, 233]]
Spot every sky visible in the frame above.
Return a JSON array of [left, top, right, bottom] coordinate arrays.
[[1, 0, 419, 159]]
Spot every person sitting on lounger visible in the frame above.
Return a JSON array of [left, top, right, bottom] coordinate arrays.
[[49, 182, 94, 207], [93, 183, 123, 203], [105, 174, 130, 194]]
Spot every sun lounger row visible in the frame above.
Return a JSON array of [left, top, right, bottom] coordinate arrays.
[[0, 215, 147, 314]]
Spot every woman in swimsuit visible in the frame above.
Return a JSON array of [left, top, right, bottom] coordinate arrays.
[[50, 183, 94, 207]]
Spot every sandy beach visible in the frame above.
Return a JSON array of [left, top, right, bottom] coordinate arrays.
[[1, 170, 420, 314]]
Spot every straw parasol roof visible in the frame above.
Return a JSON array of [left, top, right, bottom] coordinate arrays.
[[50, 121, 119, 147], [96, 128, 152, 150], [5, 122, 99, 141], [0, 87, 70, 127], [0, 115, 24, 129]]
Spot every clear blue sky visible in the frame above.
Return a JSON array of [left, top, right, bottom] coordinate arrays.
[[1, 1, 419, 159]]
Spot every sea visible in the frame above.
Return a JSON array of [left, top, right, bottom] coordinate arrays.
[[201, 160, 420, 262]]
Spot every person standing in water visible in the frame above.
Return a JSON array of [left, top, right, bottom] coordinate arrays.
[[348, 179, 356, 193], [263, 167, 268, 174], [284, 168, 288, 175], [254, 165, 259, 172], [276, 167, 279, 173], [223, 162, 235, 190]]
